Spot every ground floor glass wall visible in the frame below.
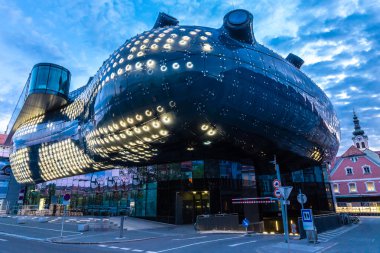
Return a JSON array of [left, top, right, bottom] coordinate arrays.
[[24, 159, 334, 225]]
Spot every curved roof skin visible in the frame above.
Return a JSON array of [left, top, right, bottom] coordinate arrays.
[[9, 9, 340, 184]]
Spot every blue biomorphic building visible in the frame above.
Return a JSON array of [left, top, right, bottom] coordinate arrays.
[[6, 9, 340, 226]]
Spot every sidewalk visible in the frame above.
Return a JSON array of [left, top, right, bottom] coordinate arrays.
[[0, 215, 197, 244]]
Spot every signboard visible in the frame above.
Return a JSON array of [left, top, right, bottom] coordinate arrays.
[[62, 193, 71, 206], [272, 179, 281, 188], [297, 193, 307, 204], [242, 218, 250, 228], [301, 209, 314, 231], [274, 189, 281, 199], [279, 186, 293, 200]]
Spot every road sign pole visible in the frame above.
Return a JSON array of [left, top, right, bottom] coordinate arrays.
[[273, 155, 288, 243], [299, 189, 304, 210], [283, 199, 289, 243], [60, 205, 66, 239]]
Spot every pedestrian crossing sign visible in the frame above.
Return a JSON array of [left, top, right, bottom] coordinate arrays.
[[301, 209, 314, 230]]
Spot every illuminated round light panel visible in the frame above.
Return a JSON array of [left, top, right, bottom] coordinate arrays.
[[186, 62, 193, 68], [136, 114, 143, 121], [125, 64, 132, 71], [147, 60, 155, 68], [203, 43, 212, 52], [207, 129, 216, 136], [145, 110, 152, 116], [135, 62, 143, 69], [201, 124, 209, 131], [163, 44, 171, 50], [160, 65, 167, 72], [172, 63, 180, 69]]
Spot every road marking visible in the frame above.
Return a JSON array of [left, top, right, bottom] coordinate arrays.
[[228, 240, 257, 247], [157, 236, 241, 252], [172, 236, 207, 241], [316, 242, 338, 253], [120, 248, 131, 251], [317, 225, 358, 242], [0, 232, 44, 241], [0, 238, 7, 242], [132, 250, 144, 252], [109, 246, 120, 249], [98, 245, 108, 247], [146, 251, 157, 253], [0, 222, 80, 234]]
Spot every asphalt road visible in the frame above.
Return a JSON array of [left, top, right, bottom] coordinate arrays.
[[323, 217, 380, 253], [0, 217, 378, 253]]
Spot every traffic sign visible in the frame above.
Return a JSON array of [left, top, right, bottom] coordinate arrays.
[[301, 209, 314, 230], [62, 194, 71, 206], [297, 193, 307, 204], [272, 179, 281, 188], [274, 189, 282, 198], [279, 186, 293, 200], [242, 218, 250, 228]]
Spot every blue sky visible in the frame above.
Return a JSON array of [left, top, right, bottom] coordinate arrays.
[[0, 0, 379, 155]]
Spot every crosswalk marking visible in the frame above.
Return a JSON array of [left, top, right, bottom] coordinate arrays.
[[0, 238, 7, 242], [317, 225, 358, 242], [120, 248, 131, 251]]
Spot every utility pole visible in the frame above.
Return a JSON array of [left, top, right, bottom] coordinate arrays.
[[271, 155, 289, 243]]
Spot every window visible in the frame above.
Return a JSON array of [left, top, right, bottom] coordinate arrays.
[[345, 167, 353, 175], [351, 157, 358, 163], [348, 182, 357, 193], [356, 143, 360, 148], [361, 142, 365, 148], [366, 182, 376, 192], [333, 183, 339, 193], [363, 166, 371, 174]]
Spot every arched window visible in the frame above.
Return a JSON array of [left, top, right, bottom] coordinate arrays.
[[361, 142, 365, 148]]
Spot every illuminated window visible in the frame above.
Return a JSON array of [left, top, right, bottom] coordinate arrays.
[[348, 182, 357, 193], [366, 182, 376, 192], [333, 183, 339, 193]]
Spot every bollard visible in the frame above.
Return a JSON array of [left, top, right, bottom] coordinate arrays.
[[119, 216, 125, 238]]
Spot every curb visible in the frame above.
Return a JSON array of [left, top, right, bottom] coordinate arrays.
[[47, 236, 163, 245]]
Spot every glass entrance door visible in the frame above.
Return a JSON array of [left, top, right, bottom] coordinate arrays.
[[181, 191, 210, 224]]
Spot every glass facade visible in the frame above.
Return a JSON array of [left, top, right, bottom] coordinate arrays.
[[29, 63, 70, 97], [23, 159, 333, 225]]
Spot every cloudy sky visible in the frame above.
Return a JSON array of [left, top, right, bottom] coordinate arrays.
[[0, 0, 379, 155]]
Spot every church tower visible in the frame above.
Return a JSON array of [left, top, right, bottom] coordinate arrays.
[[352, 111, 369, 150]]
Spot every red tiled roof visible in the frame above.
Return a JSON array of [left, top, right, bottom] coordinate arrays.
[[0, 134, 6, 145], [341, 145, 365, 158]]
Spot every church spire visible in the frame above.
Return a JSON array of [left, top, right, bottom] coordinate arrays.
[[352, 110, 365, 136], [352, 110, 369, 150]]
